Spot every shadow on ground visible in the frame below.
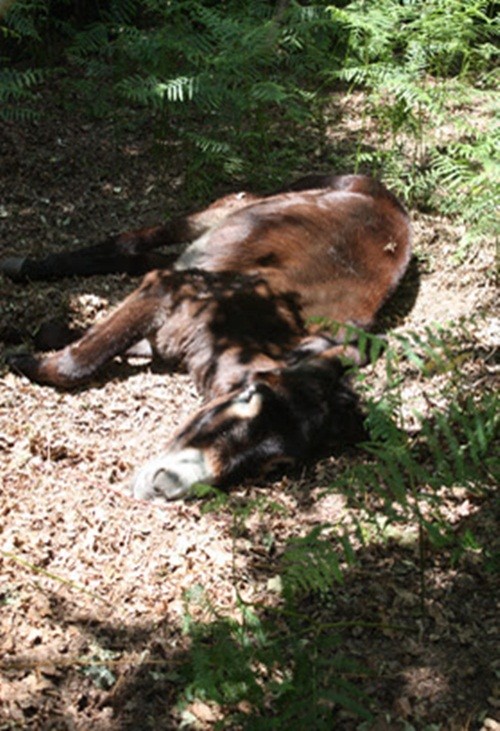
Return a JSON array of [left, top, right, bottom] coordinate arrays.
[[2, 488, 496, 731]]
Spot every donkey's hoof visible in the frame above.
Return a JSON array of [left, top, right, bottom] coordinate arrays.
[[6, 352, 41, 381], [0, 257, 27, 282]]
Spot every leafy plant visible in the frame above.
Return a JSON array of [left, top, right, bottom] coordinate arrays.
[[103, 1, 341, 195], [2, 0, 497, 227], [178, 585, 372, 728], [0, 66, 45, 121], [279, 524, 346, 601], [337, 322, 498, 559], [429, 126, 500, 252], [327, 0, 498, 242]]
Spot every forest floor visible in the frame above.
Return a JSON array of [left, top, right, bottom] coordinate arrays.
[[0, 80, 498, 730]]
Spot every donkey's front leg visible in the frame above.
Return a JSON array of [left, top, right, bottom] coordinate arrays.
[[8, 270, 171, 388]]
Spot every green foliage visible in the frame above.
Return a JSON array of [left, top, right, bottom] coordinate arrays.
[[339, 323, 498, 550], [182, 612, 265, 711], [106, 0, 339, 195], [1, 0, 46, 44], [1, 0, 76, 62], [0, 0, 339, 193], [0, 66, 45, 121], [429, 127, 500, 252], [178, 587, 371, 728], [327, 0, 498, 243], [280, 524, 345, 600], [330, 0, 497, 82], [2, 0, 497, 226]]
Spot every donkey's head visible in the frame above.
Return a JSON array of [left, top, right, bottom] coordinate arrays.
[[131, 345, 366, 502]]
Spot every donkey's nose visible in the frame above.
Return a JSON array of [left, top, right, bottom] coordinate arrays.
[[131, 448, 214, 502]]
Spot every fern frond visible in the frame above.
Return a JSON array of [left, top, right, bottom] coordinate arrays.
[[117, 73, 199, 108], [280, 526, 345, 599], [102, 0, 138, 25], [0, 66, 45, 121], [340, 321, 498, 525], [66, 23, 110, 60], [2, 0, 46, 41]]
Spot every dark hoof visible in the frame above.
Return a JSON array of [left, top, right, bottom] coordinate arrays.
[[0, 257, 27, 282], [6, 352, 42, 382], [0, 326, 25, 345]]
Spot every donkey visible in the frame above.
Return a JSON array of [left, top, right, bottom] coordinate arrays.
[[3, 174, 412, 501]]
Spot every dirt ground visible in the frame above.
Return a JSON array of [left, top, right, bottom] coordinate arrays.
[[0, 85, 498, 731]]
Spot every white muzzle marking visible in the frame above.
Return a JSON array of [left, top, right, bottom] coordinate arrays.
[[131, 448, 214, 502]]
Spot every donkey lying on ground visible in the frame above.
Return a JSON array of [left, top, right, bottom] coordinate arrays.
[[3, 174, 411, 501]]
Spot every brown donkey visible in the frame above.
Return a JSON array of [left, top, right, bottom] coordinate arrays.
[[4, 174, 412, 501]]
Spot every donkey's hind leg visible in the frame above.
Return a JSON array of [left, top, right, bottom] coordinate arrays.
[[0, 225, 180, 282], [8, 270, 171, 388], [1, 191, 256, 282]]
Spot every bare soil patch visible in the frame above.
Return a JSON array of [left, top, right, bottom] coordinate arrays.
[[0, 87, 498, 730]]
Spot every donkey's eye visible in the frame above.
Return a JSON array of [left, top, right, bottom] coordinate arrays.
[[227, 388, 263, 419], [235, 386, 256, 403]]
